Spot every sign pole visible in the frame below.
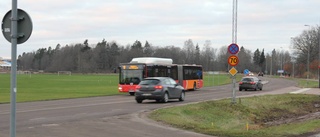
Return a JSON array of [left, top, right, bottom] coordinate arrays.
[[10, 0, 18, 136], [2, 3, 32, 137], [231, 0, 238, 104]]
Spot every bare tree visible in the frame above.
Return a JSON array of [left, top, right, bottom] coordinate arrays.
[[200, 40, 217, 71], [216, 46, 229, 72], [183, 39, 195, 63]]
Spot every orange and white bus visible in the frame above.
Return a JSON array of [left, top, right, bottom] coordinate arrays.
[[118, 57, 203, 95]]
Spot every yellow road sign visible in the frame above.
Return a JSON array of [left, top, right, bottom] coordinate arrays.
[[229, 67, 238, 76]]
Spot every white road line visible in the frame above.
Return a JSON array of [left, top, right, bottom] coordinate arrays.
[[0, 100, 133, 115], [290, 88, 311, 94]]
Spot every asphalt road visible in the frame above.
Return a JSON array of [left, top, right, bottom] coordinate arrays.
[[0, 76, 298, 137]]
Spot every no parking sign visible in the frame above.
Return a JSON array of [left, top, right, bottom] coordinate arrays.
[[228, 43, 239, 54]]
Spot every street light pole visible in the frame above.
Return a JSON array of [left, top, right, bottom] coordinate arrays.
[[305, 24, 310, 87], [270, 54, 273, 75], [291, 37, 294, 78], [280, 47, 283, 71], [318, 26, 320, 88]]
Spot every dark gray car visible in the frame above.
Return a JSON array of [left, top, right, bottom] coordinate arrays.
[[135, 77, 185, 103], [239, 76, 263, 91]]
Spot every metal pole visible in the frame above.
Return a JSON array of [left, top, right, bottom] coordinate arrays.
[[232, 77, 236, 103], [270, 55, 273, 75], [291, 37, 295, 78], [280, 47, 283, 71], [232, 0, 235, 44], [308, 41, 310, 86], [293, 62, 294, 77], [235, 0, 238, 43], [265, 57, 268, 74], [231, 0, 238, 104], [305, 25, 310, 87], [318, 26, 320, 88], [10, 0, 18, 137]]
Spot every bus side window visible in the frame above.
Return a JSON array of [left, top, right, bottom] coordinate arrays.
[[147, 67, 153, 77], [171, 67, 178, 80]]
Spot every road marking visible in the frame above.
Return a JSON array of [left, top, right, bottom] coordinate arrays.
[[42, 124, 59, 127], [29, 117, 46, 121], [290, 88, 311, 94], [0, 100, 133, 115]]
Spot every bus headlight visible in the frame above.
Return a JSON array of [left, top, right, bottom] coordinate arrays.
[[118, 86, 122, 91]]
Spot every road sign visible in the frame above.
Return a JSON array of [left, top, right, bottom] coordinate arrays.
[[2, 9, 33, 44], [244, 69, 249, 75], [228, 55, 239, 66], [228, 43, 239, 54], [229, 67, 238, 76], [277, 70, 284, 74]]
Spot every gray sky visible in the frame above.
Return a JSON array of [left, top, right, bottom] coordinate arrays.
[[0, 0, 319, 59]]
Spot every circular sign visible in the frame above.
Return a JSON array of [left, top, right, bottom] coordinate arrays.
[[243, 69, 249, 75], [2, 9, 33, 44], [228, 43, 239, 54], [228, 55, 239, 66]]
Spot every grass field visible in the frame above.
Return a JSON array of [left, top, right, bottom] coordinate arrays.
[[0, 73, 239, 103], [0, 73, 119, 103], [149, 94, 320, 137]]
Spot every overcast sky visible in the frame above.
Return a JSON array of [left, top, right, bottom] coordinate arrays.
[[0, 0, 319, 59]]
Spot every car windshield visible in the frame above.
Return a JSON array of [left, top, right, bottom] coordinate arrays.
[[139, 79, 160, 85], [241, 78, 253, 82]]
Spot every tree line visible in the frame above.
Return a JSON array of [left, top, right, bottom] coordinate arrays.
[[17, 25, 319, 78], [17, 39, 262, 73]]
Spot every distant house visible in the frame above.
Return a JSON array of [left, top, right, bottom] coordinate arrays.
[[0, 60, 11, 71]]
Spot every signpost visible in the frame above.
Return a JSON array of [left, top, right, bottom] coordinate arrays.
[[227, 43, 239, 104], [230, 0, 238, 104], [1, 2, 33, 136]]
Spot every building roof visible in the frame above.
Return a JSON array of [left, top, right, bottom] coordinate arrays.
[[0, 60, 11, 67]]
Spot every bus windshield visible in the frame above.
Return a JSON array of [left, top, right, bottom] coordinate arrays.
[[119, 69, 143, 84]]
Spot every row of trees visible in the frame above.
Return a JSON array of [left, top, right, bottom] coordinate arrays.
[[17, 25, 319, 78], [17, 39, 263, 73]]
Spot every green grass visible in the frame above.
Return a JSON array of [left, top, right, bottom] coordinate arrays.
[[149, 94, 320, 137], [0, 73, 235, 103], [203, 73, 242, 87], [271, 75, 319, 88], [297, 79, 319, 88], [0, 73, 119, 103]]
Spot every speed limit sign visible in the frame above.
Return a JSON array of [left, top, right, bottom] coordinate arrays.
[[228, 55, 239, 66]]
